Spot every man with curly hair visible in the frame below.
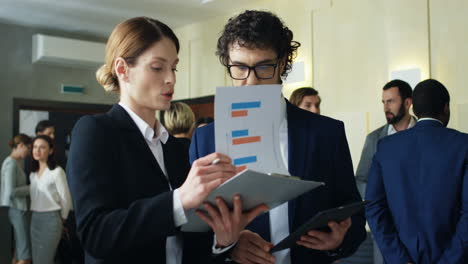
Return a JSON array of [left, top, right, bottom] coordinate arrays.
[[189, 10, 366, 264]]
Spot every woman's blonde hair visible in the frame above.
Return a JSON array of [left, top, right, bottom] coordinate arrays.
[[96, 16, 180, 93], [163, 102, 195, 135]]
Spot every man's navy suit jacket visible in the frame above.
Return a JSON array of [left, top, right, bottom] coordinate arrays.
[[67, 104, 213, 264], [366, 120, 468, 263], [189, 101, 366, 263]]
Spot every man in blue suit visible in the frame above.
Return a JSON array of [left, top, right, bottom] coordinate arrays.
[[189, 10, 366, 264], [365, 79, 468, 263]]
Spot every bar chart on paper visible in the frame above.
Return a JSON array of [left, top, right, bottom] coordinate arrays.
[[231, 129, 262, 172], [230, 101, 263, 172], [215, 85, 288, 175]]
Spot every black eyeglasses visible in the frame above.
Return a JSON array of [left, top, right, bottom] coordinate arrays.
[[226, 61, 279, 80]]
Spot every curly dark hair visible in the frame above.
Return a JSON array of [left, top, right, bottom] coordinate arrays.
[[216, 10, 301, 79]]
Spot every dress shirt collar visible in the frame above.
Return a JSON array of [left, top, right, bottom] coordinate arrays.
[[118, 102, 169, 144], [417, 117, 444, 125], [388, 115, 417, 135]]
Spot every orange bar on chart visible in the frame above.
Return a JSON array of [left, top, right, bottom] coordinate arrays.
[[232, 136, 261, 145], [236, 166, 247, 173], [231, 110, 248, 117]]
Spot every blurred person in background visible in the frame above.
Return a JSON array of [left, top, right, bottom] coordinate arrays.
[[1, 134, 32, 264], [29, 135, 73, 264], [289, 87, 321, 114], [163, 101, 196, 151]]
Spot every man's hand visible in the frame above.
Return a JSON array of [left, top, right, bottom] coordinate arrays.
[[231, 230, 275, 264], [296, 217, 352, 250], [196, 195, 268, 247], [179, 153, 236, 210]]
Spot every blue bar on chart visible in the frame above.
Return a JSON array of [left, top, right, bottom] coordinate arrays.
[[233, 155, 257, 166], [232, 129, 249, 138], [231, 101, 261, 110]]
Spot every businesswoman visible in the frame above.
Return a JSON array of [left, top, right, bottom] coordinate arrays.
[[66, 17, 262, 264], [1, 134, 32, 264], [29, 135, 73, 264]]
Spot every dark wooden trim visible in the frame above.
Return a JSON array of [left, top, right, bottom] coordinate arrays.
[[174, 95, 214, 105], [13, 98, 112, 135]]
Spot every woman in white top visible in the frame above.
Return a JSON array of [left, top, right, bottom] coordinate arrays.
[[29, 135, 72, 264], [0, 134, 32, 264]]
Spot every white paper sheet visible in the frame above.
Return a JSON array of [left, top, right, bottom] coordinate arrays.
[[215, 84, 289, 175]]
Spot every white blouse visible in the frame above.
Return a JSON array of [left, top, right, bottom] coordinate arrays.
[[30, 166, 73, 219]]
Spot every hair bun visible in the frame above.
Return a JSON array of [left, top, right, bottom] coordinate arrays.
[[96, 64, 118, 92]]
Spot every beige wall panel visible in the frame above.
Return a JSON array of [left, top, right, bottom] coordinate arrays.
[[329, 111, 368, 172], [312, 0, 429, 166], [430, 0, 468, 131], [189, 38, 225, 97], [175, 16, 227, 98], [313, 0, 387, 117], [458, 104, 468, 133]]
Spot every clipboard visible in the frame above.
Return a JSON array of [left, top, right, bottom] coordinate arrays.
[[182, 169, 324, 232], [270, 201, 369, 253]]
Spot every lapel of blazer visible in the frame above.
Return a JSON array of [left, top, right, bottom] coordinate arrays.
[[380, 124, 389, 138], [287, 102, 310, 178], [162, 137, 187, 189], [286, 101, 311, 231], [108, 104, 169, 187]]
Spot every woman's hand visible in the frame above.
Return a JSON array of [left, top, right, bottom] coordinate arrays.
[[196, 195, 268, 247], [179, 152, 236, 210]]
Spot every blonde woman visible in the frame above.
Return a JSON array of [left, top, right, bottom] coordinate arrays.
[[1, 134, 32, 264], [29, 135, 72, 264], [163, 102, 195, 150]]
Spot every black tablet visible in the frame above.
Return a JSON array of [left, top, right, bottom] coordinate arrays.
[[270, 200, 369, 253]]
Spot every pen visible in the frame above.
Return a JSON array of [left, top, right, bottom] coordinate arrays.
[[211, 158, 220, 165]]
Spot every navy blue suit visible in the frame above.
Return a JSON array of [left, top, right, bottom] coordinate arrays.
[[67, 105, 213, 264], [189, 101, 366, 263], [365, 120, 468, 263]]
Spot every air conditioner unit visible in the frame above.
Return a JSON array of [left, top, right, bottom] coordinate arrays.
[[32, 34, 105, 69]]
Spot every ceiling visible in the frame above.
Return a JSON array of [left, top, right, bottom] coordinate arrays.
[[0, 0, 262, 38]]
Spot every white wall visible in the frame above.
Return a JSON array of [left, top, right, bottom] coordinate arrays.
[[430, 0, 468, 130]]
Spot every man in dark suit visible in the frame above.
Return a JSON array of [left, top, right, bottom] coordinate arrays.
[[189, 10, 366, 264], [365, 79, 468, 263]]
